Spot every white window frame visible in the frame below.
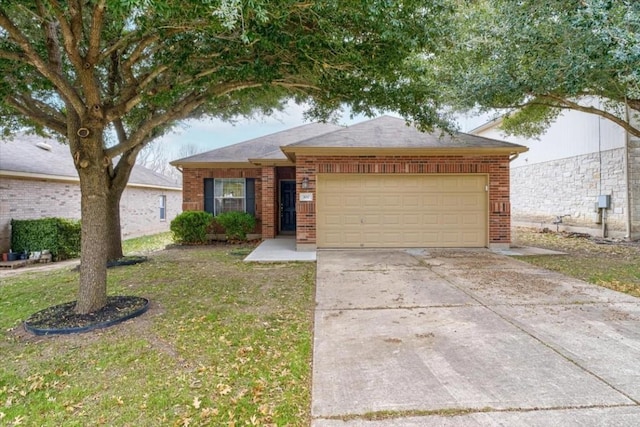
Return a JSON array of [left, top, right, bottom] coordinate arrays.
[[214, 178, 246, 215], [159, 195, 167, 221]]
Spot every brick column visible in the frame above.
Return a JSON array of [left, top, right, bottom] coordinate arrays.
[[488, 158, 511, 249], [261, 167, 277, 238], [296, 157, 317, 249]]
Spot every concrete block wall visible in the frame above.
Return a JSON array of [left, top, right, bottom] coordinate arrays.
[[510, 147, 630, 234], [0, 177, 181, 252], [294, 154, 513, 247]]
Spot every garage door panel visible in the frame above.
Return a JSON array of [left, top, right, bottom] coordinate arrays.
[[343, 215, 361, 225], [317, 174, 487, 248]]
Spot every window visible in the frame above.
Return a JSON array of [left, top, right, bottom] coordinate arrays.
[[215, 178, 245, 214], [159, 195, 167, 220], [204, 178, 256, 216]]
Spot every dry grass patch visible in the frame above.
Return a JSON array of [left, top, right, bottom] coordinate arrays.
[[512, 228, 640, 297]]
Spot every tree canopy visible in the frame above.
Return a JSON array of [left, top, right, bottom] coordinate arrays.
[[427, 0, 640, 137], [0, 0, 452, 313]]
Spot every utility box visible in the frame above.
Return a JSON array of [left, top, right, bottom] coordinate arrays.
[[597, 195, 611, 209]]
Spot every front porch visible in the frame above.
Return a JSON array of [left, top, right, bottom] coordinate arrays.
[[244, 236, 316, 262]]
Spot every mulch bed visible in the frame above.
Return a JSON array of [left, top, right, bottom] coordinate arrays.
[[24, 295, 149, 336]]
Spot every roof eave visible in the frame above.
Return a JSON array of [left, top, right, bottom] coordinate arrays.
[[173, 161, 260, 169], [247, 158, 294, 167], [469, 116, 505, 135], [280, 146, 528, 157]]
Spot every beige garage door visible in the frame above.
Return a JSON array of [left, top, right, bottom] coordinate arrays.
[[317, 174, 488, 248]]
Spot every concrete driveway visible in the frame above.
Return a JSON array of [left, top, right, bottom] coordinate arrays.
[[312, 249, 640, 426]]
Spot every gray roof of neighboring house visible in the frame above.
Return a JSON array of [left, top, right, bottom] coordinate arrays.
[[288, 116, 525, 149], [171, 122, 343, 164], [0, 134, 181, 189]]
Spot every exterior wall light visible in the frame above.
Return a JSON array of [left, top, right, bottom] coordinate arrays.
[[301, 177, 309, 189]]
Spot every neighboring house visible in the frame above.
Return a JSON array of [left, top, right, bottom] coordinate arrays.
[[471, 108, 640, 240], [0, 134, 182, 252], [171, 116, 527, 250]]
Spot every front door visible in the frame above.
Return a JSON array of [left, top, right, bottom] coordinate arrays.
[[280, 180, 296, 233]]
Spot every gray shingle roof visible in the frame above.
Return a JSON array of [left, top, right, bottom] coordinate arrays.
[[0, 134, 181, 189], [171, 122, 343, 164], [288, 116, 526, 149], [170, 116, 526, 167]]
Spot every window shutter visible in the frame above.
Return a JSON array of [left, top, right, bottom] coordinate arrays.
[[245, 178, 255, 216], [204, 178, 214, 214]]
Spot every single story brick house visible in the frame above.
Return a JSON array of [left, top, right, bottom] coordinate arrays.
[[0, 134, 182, 253], [171, 116, 527, 250]]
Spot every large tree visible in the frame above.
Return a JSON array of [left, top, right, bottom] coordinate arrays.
[[0, 1, 451, 314], [427, 0, 640, 137]]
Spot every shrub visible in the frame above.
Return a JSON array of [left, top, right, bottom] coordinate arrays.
[[11, 218, 81, 260], [214, 211, 257, 241], [170, 211, 214, 244]]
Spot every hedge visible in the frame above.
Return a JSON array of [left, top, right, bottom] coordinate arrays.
[[10, 218, 81, 261]]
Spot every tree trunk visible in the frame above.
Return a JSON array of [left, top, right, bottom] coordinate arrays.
[[105, 155, 136, 261], [75, 134, 110, 315], [106, 191, 124, 261]]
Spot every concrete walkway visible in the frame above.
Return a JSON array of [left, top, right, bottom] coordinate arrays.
[[312, 249, 640, 426], [243, 237, 316, 262]]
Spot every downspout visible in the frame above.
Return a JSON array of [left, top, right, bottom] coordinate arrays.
[[624, 99, 633, 239]]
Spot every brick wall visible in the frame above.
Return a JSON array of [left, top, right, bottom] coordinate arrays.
[[260, 167, 276, 238], [294, 155, 512, 247], [120, 186, 182, 239], [0, 177, 181, 252], [181, 167, 266, 234]]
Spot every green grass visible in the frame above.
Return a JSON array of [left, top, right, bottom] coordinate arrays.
[[0, 242, 315, 426], [513, 228, 640, 297], [121, 232, 173, 255]]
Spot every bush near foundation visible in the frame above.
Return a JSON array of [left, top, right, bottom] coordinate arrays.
[[214, 212, 257, 241], [170, 211, 214, 244]]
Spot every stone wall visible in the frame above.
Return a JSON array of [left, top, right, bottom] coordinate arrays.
[[0, 177, 181, 252], [510, 147, 631, 235], [629, 137, 640, 239]]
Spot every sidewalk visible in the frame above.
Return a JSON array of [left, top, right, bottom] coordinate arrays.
[[0, 258, 79, 279]]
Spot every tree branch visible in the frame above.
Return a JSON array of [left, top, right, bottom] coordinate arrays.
[[6, 95, 67, 135], [87, 0, 106, 65], [0, 49, 27, 62], [540, 94, 640, 138], [44, 0, 83, 71], [35, 0, 62, 74], [0, 8, 86, 115]]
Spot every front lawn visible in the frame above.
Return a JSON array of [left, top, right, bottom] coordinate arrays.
[[513, 228, 640, 298], [0, 243, 315, 426]]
